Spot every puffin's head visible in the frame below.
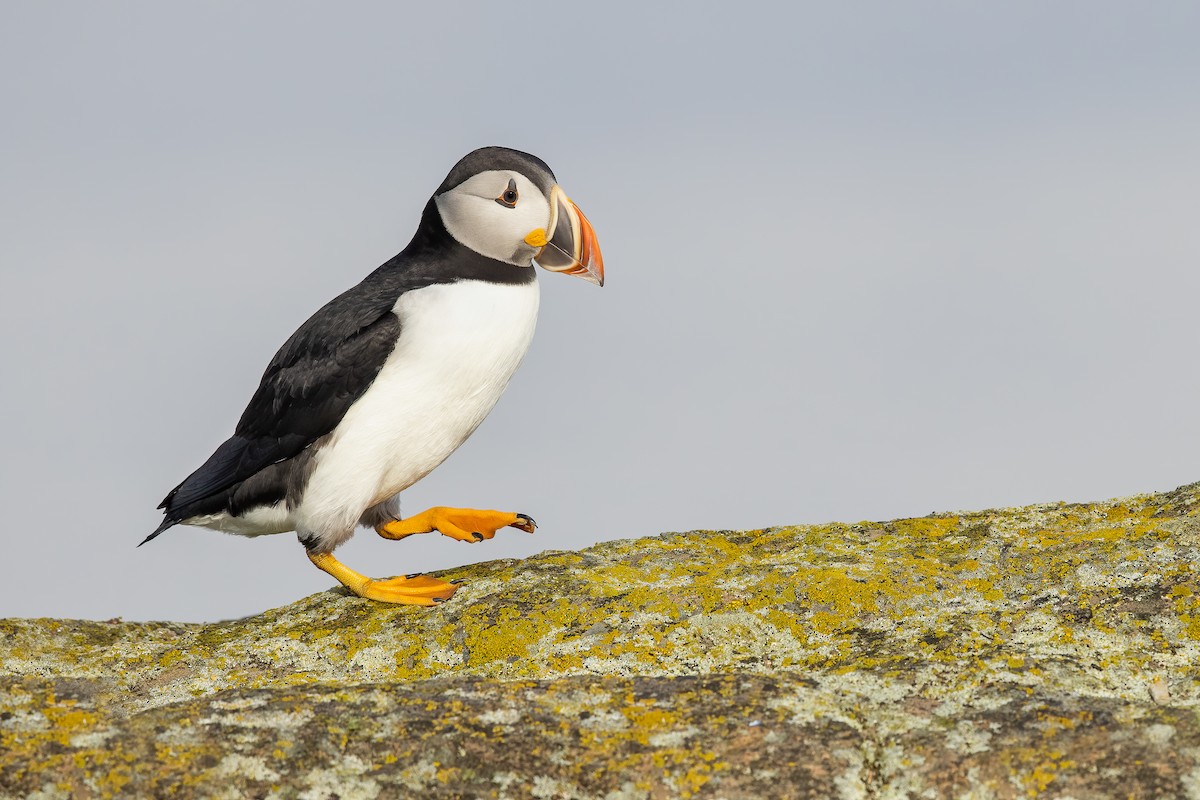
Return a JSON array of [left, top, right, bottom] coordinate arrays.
[[433, 147, 604, 286]]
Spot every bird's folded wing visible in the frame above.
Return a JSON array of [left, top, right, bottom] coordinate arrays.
[[160, 284, 402, 515]]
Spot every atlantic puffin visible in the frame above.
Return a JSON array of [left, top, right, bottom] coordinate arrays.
[[144, 147, 603, 606]]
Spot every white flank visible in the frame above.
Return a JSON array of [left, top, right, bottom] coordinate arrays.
[[188, 504, 294, 537], [292, 278, 540, 550]]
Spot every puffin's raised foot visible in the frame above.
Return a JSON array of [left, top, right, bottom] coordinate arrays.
[[307, 551, 457, 607], [375, 507, 537, 543]]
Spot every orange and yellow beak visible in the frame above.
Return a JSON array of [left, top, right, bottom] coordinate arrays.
[[526, 186, 604, 286]]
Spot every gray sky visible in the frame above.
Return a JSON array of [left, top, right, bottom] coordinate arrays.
[[2, 2, 1198, 623]]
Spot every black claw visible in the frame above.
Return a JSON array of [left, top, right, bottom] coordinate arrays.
[[432, 597, 447, 604], [405, 573, 421, 579], [516, 513, 537, 529], [471, 532, 484, 542], [451, 579, 467, 586]]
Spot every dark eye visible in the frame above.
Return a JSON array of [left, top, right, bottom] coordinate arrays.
[[495, 178, 519, 208]]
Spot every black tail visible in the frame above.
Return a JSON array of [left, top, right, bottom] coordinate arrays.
[[138, 516, 177, 547]]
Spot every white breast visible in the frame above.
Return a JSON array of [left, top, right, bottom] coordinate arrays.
[[294, 278, 540, 548]]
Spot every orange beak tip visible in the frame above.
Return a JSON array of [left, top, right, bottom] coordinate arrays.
[[572, 200, 604, 287], [536, 186, 605, 286]]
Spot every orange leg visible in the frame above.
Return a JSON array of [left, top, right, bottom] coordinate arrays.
[[307, 551, 458, 607]]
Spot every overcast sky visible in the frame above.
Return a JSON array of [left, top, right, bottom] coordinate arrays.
[[2, 2, 1198, 623]]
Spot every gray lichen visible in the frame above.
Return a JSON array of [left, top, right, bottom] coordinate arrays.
[[3, 483, 1199, 798]]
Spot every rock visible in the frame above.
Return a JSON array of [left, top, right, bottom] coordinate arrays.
[[3, 484, 1199, 798]]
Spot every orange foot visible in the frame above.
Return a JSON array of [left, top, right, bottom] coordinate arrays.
[[375, 507, 536, 543], [307, 551, 458, 607]]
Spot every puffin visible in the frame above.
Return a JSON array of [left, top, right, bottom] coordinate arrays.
[[144, 146, 603, 606]]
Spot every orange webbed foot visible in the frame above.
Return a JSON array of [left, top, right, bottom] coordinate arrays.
[[376, 507, 536, 543]]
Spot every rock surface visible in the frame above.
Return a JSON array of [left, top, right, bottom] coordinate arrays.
[[3, 484, 1199, 799]]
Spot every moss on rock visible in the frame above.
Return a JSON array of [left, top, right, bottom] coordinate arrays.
[[3, 483, 1199, 798]]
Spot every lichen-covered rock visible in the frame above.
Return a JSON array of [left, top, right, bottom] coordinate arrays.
[[3, 484, 1199, 798]]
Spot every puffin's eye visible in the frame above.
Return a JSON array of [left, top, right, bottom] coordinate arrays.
[[495, 179, 519, 208]]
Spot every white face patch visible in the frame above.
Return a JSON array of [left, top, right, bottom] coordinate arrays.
[[434, 170, 552, 266]]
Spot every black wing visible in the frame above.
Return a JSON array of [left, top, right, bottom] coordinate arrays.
[[147, 279, 402, 540]]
